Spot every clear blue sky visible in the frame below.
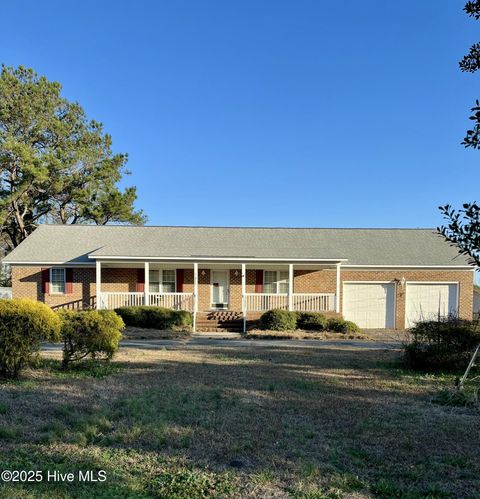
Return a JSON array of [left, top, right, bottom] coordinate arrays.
[[0, 0, 478, 228]]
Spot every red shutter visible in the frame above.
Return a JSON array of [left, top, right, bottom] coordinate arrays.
[[65, 268, 73, 294], [137, 268, 145, 292], [41, 268, 50, 294], [255, 270, 263, 293], [176, 269, 184, 292]]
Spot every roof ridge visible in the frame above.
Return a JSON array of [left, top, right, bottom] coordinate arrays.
[[36, 224, 436, 231]]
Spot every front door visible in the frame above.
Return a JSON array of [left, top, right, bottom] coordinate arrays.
[[212, 271, 228, 308]]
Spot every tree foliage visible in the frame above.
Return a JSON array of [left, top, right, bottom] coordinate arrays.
[[438, 203, 480, 266], [0, 65, 146, 250], [438, 3, 480, 264]]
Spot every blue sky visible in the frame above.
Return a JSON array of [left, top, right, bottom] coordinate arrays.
[[0, 0, 478, 228]]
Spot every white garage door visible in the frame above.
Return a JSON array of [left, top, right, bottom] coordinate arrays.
[[343, 283, 396, 329], [405, 283, 458, 328]]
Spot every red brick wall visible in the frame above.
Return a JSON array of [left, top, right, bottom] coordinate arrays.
[[11, 265, 474, 328]]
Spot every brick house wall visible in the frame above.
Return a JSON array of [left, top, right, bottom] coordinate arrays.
[[11, 265, 474, 328]]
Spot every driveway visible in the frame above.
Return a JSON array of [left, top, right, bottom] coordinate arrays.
[[42, 336, 402, 352]]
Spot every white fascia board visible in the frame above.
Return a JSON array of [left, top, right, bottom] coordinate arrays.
[[4, 261, 95, 266], [87, 255, 349, 263], [341, 264, 474, 270]]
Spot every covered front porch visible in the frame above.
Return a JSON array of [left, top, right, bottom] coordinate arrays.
[[93, 257, 346, 330]]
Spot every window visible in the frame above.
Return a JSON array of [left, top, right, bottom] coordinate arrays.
[[149, 270, 160, 293], [278, 271, 289, 294], [149, 270, 176, 293], [50, 268, 66, 294], [162, 270, 176, 293], [264, 270, 289, 294]]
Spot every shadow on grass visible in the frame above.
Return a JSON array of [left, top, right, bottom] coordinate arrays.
[[0, 345, 478, 497]]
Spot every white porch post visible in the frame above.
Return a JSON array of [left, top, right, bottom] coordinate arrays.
[[96, 260, 102, 309], [193, 263, 199, 332], [335, 263, 341, 313], [288, 263, 294, 311], [241, 263, 246, 332], [144, 262, 150, 306]]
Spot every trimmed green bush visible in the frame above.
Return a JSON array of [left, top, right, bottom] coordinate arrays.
[[59, 310, 124, 367], [114, 306, 193, 330], [327, 317, 361, 334], [404, 318, 480, 371], [0, 299, 61, 378], [296, 312, 327, 331], [259, 309, 297, 331]]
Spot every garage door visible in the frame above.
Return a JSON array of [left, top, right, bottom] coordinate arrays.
[[343, 283, 396, 329], [405, 283, 458, 328]]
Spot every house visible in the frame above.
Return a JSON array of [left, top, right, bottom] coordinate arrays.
[[2, 225, 475, 331]]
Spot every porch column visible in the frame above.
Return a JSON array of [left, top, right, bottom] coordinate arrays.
[[288, 263, 294, 311], [96, 260, 101, 309], [193, 263, 198, 332], [335, 263, 341, 313], [144, 262, 150, 306], [241, 263, 246, 332]]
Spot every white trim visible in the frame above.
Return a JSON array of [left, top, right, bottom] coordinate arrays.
[[342, 280, 396, 284], [210, 269, 230, 308], [342, 264, 473, 270], [5, 262, 95, 266], [241, 263, 246, 332], [88, 255, 349, 263], [335, 263, 341, 313], [144, 262, 150, 306], [288, 264, 293, 311], [96, 261, 101, 310], [404, 281, 460, 284]]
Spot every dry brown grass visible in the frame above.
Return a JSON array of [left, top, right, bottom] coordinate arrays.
[[122, 325, 191, 340], [0, 343, 478, 498], [246, 329, 369, 340]]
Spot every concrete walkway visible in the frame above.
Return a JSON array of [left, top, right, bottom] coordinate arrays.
[[42, 336, 402, 352]]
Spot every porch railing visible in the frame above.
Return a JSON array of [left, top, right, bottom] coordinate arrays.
[[98, 292, 144, 310], [148, 292, 194, 311], [292, 293, 335, 312], [244, 293, 289, 311], [244, 292, 335, 313], [98, 292, 194, 311]]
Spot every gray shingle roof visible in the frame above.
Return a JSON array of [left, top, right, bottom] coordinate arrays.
[[2, 225, 472, 267]]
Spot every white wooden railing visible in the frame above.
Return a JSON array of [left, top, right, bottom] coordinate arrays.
[[244, 293, 289, 311], [98, 292, 145, 310], [292, 293, 335, 312], [98, 292, 194, 311], [244, 293, 336, 312], [148, 292, 194, 311]]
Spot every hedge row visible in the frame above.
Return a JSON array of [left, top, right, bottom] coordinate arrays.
[[0, 299, 124, 378], [114, 306, 192, 330], [404, 317, 480, 371], [259, 309, 360, 333]]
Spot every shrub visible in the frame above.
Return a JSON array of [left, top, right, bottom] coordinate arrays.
[[259, 309, 297, 331], [296, 312, 327, 331], [404, 317, 480, 371], [327, 317, 361, 334], [59, 310, 124, 367], [114, 306, 193, 330], [0, 299, 61, 378]]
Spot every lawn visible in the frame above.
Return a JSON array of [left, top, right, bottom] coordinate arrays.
[[0, 342, 478, 498]]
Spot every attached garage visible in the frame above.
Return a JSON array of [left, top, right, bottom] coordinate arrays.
[[405, 283, 458, 328], [343, 282, 396, 329]]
